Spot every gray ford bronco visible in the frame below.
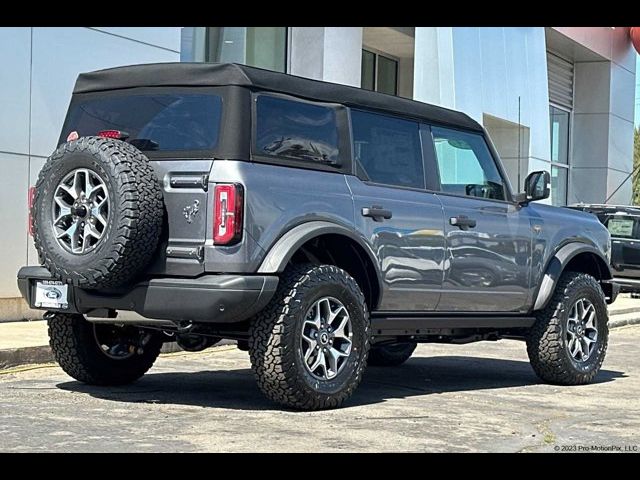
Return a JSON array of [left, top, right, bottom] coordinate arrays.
[[18, 63, 618, 410]]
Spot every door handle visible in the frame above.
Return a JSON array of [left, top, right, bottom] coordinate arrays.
[[449, 215, 476, 230], [362, 206, 393, 222]]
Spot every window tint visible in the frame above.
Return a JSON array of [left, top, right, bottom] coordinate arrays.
[[255, 96, 339, 165], [61, 94, 222, 152], [432, 127, 506, 200], [351, 110, 424, 189]]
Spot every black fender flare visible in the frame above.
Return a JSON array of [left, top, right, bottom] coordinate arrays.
[[257, 220, 383, 296], [532, 242, 613, 311]]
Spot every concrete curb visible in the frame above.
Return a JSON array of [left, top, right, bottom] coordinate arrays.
[[609, 316, 640, 329], [608, 307, 640, 316], [0, 340, 235, 370], [0, 345, 53, 370]]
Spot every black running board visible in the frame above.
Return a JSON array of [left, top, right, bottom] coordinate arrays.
[[370, 315, 535, 336]]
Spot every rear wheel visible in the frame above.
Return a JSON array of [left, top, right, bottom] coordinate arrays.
[[47, 313, 163, 385], [527, 272, 608, 385], [249, 264, 370, 410], [368, 342, 417, 366]]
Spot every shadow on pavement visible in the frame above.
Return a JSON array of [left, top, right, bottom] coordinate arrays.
[[57, 355, 625, 411]]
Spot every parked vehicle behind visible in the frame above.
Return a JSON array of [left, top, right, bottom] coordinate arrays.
[[569, 204, 640, 297], [18, 63, 618, 410]]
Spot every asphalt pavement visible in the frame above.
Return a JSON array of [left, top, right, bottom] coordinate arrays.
[[1, 325, 639, 452]]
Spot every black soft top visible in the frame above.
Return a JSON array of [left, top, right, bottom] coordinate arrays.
[[74, 62, 483, 132]]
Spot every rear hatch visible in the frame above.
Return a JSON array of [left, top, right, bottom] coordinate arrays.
[[58, 88, 224, 277]]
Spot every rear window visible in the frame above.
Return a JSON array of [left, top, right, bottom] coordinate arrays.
[[606, 216, 638, 238], [61, 93, 222, 152], [255, 95, 339, 165]]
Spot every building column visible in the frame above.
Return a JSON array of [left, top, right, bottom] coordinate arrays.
[[288, 27, 363, 87], [413, 27, 455, 109], [570, 58, 636, 205]]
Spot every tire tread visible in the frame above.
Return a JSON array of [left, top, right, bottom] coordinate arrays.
[[249, 264, 370, 410]]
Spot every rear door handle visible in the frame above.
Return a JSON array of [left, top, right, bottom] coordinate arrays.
[[449, 215, 476, 230], [362, 206, 393, 222]]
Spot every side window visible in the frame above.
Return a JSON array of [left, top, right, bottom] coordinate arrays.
[[351, 110, 424, 189], [255, 95, 339, 165], [431, 126, 506, 201]]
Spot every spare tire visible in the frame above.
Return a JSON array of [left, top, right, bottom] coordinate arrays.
[[32, 136, 164, 289]]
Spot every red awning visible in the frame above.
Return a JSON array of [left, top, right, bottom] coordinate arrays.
[[630, 27, 640, 54]]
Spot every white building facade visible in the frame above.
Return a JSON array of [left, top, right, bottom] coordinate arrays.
[[0, 26, 636, 317]]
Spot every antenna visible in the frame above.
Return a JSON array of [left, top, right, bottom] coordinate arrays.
[[517, 96, 521, 192]]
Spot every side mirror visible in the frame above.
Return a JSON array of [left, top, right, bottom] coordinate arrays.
[[521, 170, 550, 204]]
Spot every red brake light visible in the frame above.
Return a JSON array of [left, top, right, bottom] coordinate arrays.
[[97, 130, 129, 140], [28, 186, 36, 237], [213, 183, 244, 245]]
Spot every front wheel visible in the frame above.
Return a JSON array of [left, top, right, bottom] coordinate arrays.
[[48, 313, 163, 385], [249, 264, 370, 410], [526, 272, 608, 385]]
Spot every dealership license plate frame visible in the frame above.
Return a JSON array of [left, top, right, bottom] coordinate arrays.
[[34, 280, 69, 310]]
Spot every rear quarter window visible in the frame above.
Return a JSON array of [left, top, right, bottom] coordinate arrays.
[[254, 95, 340, 166], [61, 93, 222, 152]]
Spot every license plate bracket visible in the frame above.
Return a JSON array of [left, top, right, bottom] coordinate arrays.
[[34, 280, 69, 310]]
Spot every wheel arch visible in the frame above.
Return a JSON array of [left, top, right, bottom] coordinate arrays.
[[532, 242, 614, 311], [257, 221, 382, 310]]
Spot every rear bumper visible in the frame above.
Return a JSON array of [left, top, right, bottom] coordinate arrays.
[[17, 266, 278, 324]]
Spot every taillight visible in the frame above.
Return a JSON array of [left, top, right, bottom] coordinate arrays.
[[28, 186, 36, 237], [97, 130, 129, 140], [213, 183, 244, 245]]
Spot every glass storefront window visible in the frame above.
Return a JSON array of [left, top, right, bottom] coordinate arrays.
[[361, 50, 375, 91], [551, 165, 568, 206], [377, 56, 398, 95], [360, 49, 398, 96], [206, 27, 287, 72], [549, 104, 570, 205], [549, 105, 570, 164]]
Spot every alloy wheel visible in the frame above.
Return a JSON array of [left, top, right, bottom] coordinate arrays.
[[566, 298, 598, 362], [300, 296, 353, 380], [51, 168, 109, 254]]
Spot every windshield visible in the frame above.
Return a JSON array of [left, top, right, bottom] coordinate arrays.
[[61, 93, 222, 152]]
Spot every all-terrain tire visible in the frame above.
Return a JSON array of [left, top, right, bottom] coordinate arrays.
[[33, 137, 164, 289], [526, 272, 608, 385], [249, 264, 370, 410], [368, 342, 417, 367], [48, 313, 163, 385]]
